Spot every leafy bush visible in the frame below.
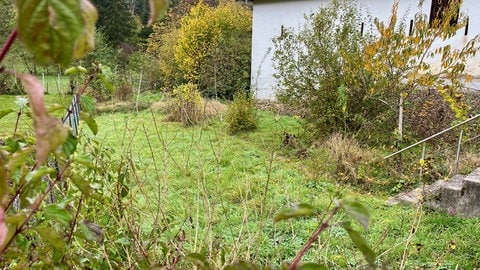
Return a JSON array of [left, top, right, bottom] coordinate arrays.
[[166, 83, 203, 126], [113, 76, 133, 102], [226, 92, 257, 134], [174, 1, 252, 99], [272, 0, 384, 139]]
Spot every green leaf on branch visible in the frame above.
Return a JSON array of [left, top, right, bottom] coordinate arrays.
[[63, 132, 78, 157], [16, 0, 85, 67], [25, 166, 56, 185], [5, 212, 27, 228], [0, 109, 14, 120], [74, 155, 95, 169], [80, 111, 98, 135], [73, 0, 98, 59], [43, 204, 72, 227], [71, 174, 92, 196], [339, 221, 376, 267], [80, 95, 95, 114], [339, 198, 370, 230], [3, 213, 27, 250], [32, 225, 66, 261], [148, 0, 169, 27], [118, 174, 129, 198], [7, 146, 35, 174], [64, 66, 88, 76], [98, 65, 114, 93], [274, 203, 316, 222]]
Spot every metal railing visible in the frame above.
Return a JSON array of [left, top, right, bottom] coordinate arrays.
[[384, 113, 480, 175]]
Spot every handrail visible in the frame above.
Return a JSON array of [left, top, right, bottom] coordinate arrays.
[[384, 113, 480, 159]]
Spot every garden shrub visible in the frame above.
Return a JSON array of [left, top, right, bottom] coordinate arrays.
[[226, 91, 257, 134], [0, 73, 22, 95], [272, 0, 389, 140], [166, 83, 203, 126], [113, 77, 133, 102]]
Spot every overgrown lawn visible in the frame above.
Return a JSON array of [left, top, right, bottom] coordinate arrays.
[[91, 108, 480, 269], [1, 93, 478, 268]]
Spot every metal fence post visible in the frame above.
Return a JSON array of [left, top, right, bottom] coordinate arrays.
[[454, 129, 464, 175]]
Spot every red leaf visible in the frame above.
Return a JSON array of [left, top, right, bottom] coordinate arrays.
[[0, 207, 6, 248], [19, 74, 68, 165]]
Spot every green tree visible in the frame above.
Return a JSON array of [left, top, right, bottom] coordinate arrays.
[[0, 0, 15, 44], [92, 0, 140, 48], [148, 27, 185, 90]]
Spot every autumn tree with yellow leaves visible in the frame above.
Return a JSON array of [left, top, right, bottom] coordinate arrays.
[[148, 0, 252, 99]]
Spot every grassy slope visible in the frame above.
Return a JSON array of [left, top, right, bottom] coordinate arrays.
[[1, 94, 479, 268]]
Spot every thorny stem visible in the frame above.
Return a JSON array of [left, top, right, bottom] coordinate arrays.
[[0, 159, 72, 256], [289, 205, 341, 270], [0, 29, 17, 64], [14, 111, 22, 134], [124, 215, 151, 265], [65, 194, 84, 247], [5, 183, 25, 211]]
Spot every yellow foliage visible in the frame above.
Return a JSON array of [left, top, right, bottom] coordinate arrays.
[[174, 0, 252, 98], [362, 0, 477, 120]]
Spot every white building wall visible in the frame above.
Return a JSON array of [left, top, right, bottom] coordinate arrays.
[[251, 0, 480, 99], [251, 0, 327, 99]]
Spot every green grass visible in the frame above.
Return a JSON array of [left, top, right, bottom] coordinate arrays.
[[90, 108, 480, 269], [37, 74, 72, 95], [0, 94, 72, 137], [1, 93, 479, 269]]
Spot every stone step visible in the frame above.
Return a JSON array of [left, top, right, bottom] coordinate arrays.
[[387, 167, 480, 217], [386, 174, 464, 206]]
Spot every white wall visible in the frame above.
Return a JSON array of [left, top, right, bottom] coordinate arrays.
[[251, 0, 480, 99], [251, 0, 327, 99]]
